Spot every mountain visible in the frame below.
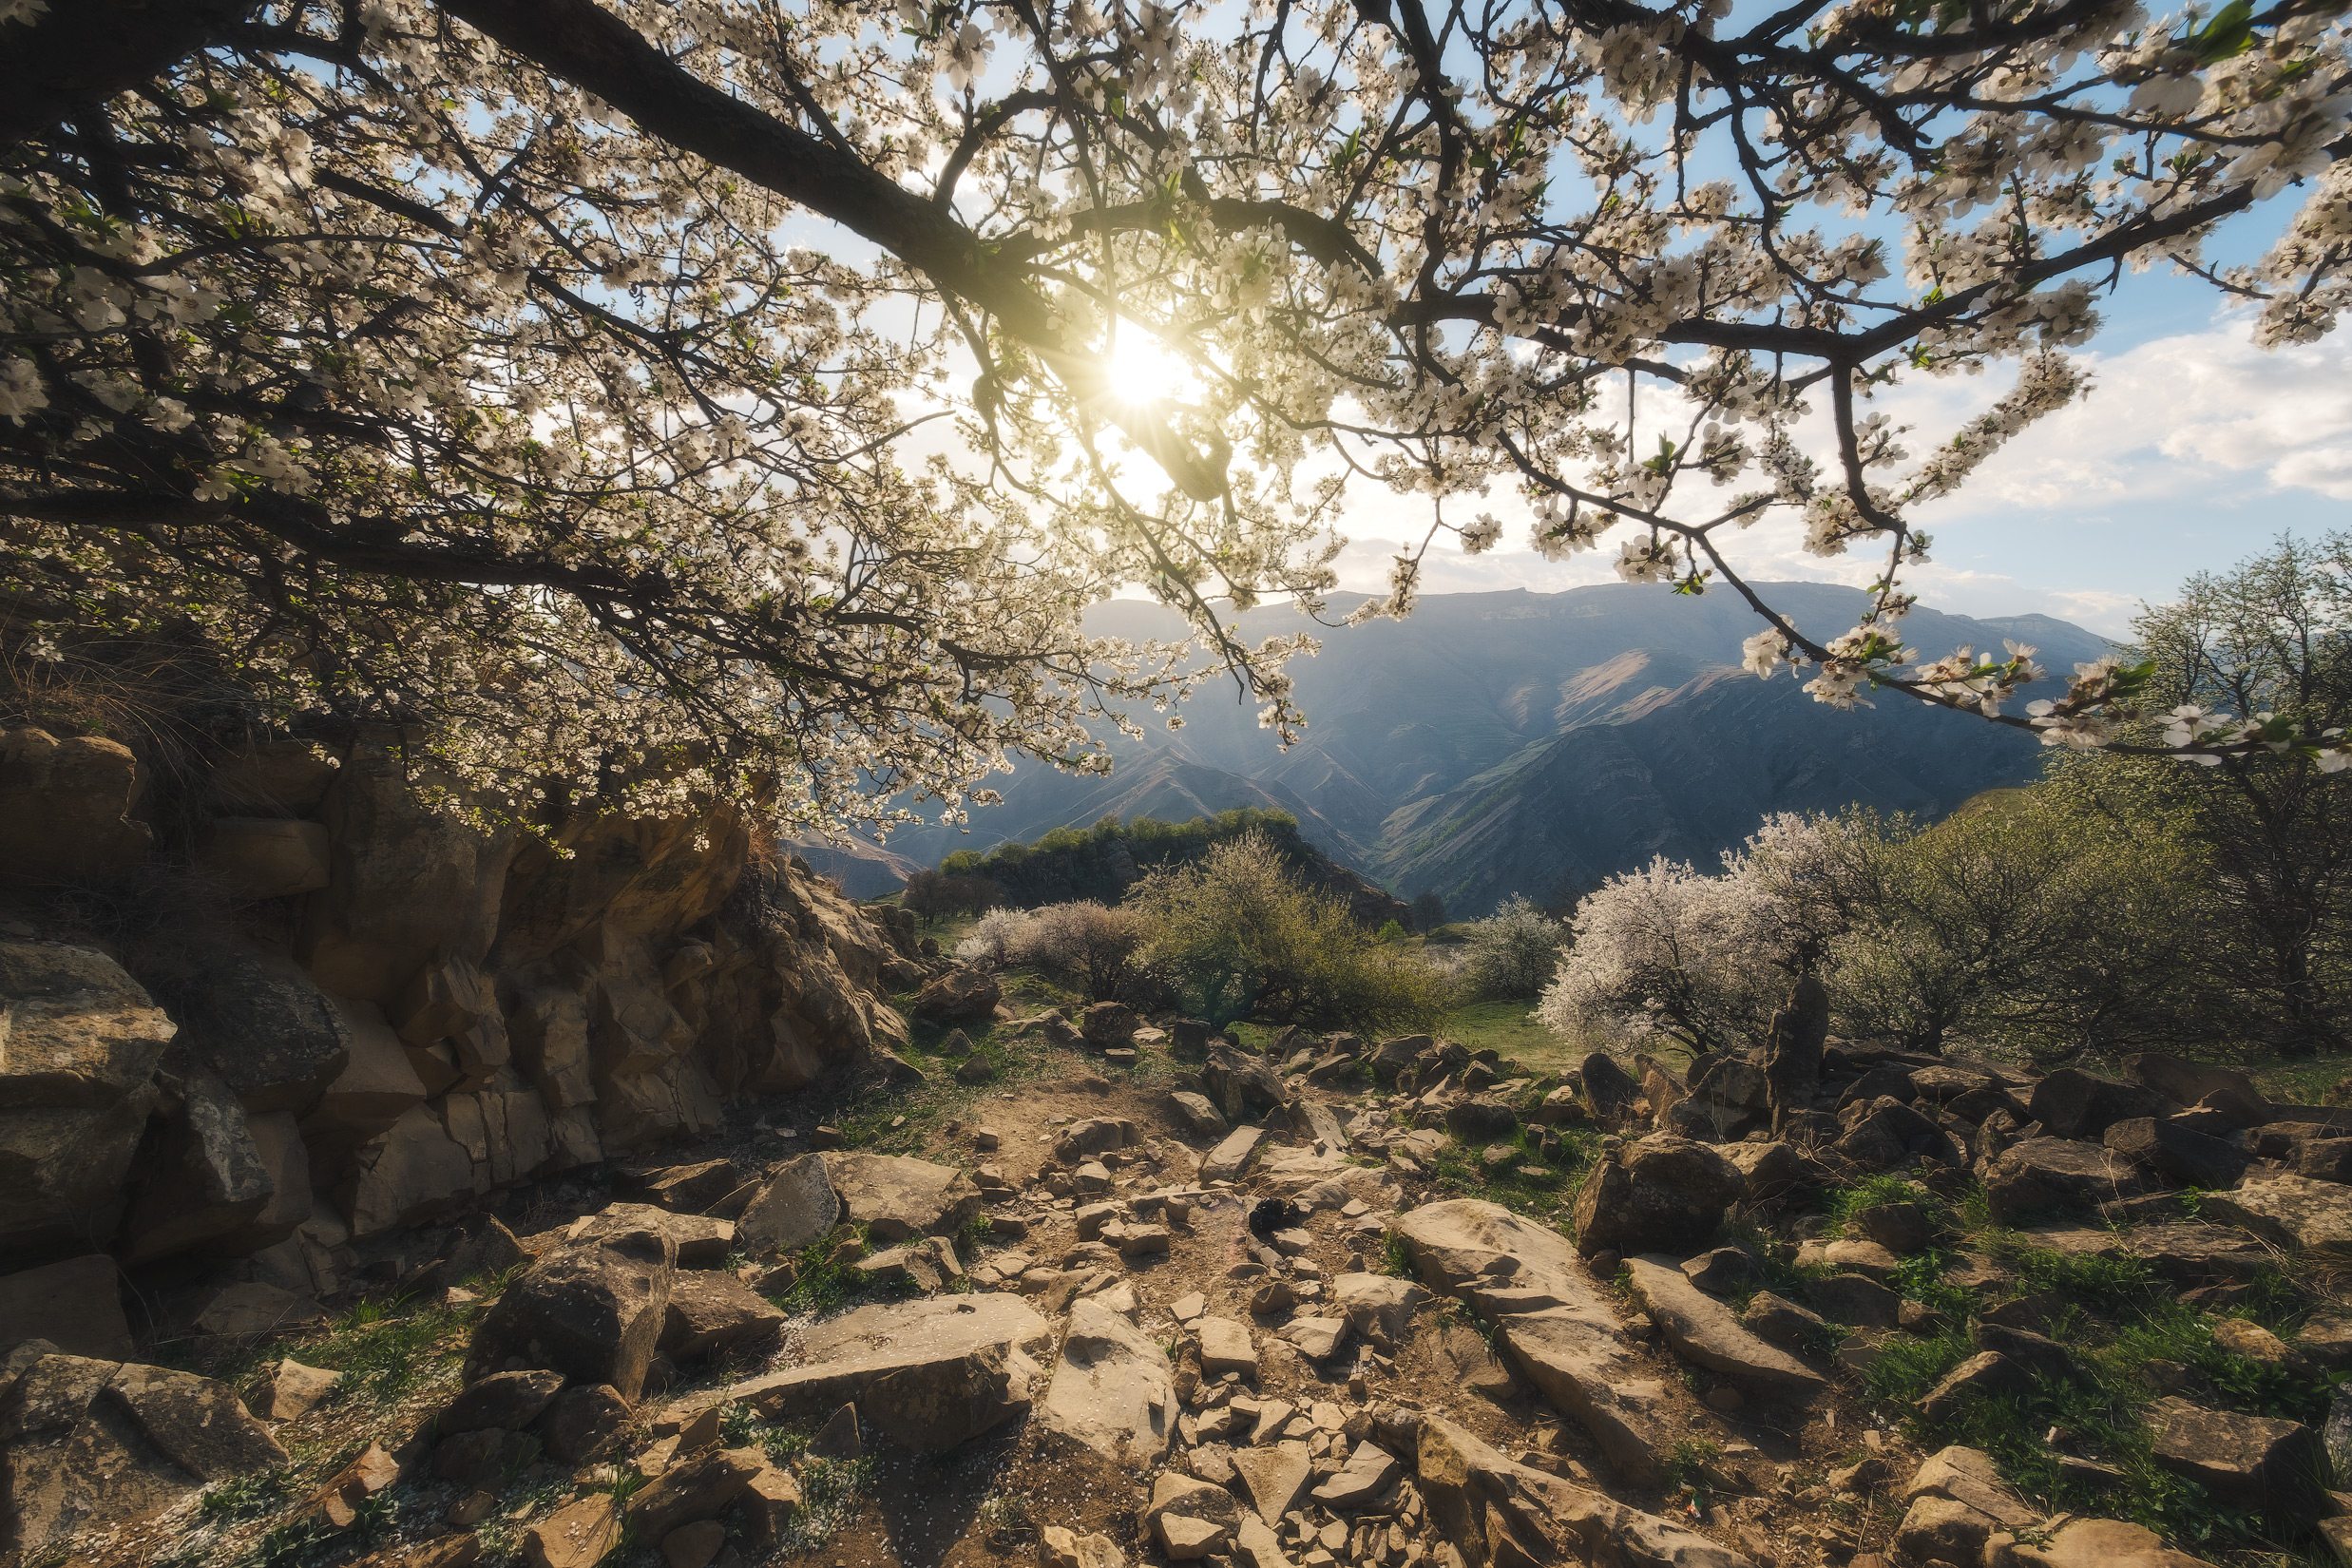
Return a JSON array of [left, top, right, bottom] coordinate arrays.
[[881, 581, 2113, 913]]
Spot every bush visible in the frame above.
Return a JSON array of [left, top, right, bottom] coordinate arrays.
[[1127, 831, 1449, 1034], [1459, 894, 1566, 999]]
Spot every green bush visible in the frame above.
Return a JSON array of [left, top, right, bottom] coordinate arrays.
[[1126, 832, 1449, 1034]]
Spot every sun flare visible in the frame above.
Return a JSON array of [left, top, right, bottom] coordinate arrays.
[[1102, 330, 1193, 405]]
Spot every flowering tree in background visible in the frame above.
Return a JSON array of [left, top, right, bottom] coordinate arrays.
[[3, 0, 2348, 826]]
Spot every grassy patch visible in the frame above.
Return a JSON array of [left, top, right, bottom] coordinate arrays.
[[773, 1455, 877, 1553], [305, 1292, 473, 1407], [763, 1225, 875, 1315], [199, 1468, 296, 1521]]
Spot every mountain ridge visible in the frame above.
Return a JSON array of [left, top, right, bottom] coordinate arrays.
[[881, 581, 2112, 913]]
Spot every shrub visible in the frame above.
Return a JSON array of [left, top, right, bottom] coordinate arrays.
[[1459, 894, 1567, 999], [1127, 831, 1449, 1034]]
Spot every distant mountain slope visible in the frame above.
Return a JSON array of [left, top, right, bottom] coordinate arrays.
[[788, 835, 926, 900], [1367, 662, 2064, 911], [881, 581, 2111, 912]]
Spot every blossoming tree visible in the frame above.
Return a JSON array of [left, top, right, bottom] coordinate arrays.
[[3, 0, 2347, 823]]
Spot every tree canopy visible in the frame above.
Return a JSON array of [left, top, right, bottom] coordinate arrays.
[[3, 0, 2347, 826]]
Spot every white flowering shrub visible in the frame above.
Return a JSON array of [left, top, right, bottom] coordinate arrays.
[[1460, 895, 1569, 1000], [955, 908, 1037, 968], [5, 0, 2349, 828], [1538, 854, 1796, 1056]]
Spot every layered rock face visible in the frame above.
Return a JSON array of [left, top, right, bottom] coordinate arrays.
[[0, 728, 923, 1287]]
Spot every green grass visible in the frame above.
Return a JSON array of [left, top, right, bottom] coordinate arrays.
[[773, 1455, 878, 1553], [1834, 1185, 2337, 1558], [306, 1292, 473, 1406], [1437, 998, 1569, 1066], [2244, 1049, 2352, 1108], [763, 1224, 876, 1315], [200, 1468, 296, 1521]]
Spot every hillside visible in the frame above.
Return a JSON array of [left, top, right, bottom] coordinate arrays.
[[940, 808, 1410, 926], [888, 582, 2111, 913]]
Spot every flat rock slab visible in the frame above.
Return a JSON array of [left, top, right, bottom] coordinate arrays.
[[1624, 1257, 1826, 1396], [730, 1294, 1050, 1451], [1312, 1442, 1402, 1511], [1, 1353, 288, 1555], [1196, 1316, 1257, 1378], [1414, 1416, 1753, 1568], [1230, 1439, 1313, 1519], [734, 1154, 839, 1255], [823, 1152, 982, 1242], [1039, 1298, 1174, 1468], [1200, 1126, 1267, 1183], [1396, 1199, 1669, 1484], [2203, 1174, 2352, 1254]]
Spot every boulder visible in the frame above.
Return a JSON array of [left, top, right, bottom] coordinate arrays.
[[1397, 1199, 1669, 1484], [734, 1153, 841, 1256], [2124, 1052, 2265, 1112], [1571, 1136, 1744, 1255], [1796, 1237, 1901, 1281], [736, 1462, 803, 1551], [300, 997, 429, 1164], [0, 943, 175, 1251], [1313, 1441, 1403, 1511], [1983, 1138, 2144, 1222], [1444, 1099, 1520, 1143], [197, 817, 334, 902], [2008, 1517, 2220, 1568], [0, 1254, 130, 1360], [824, 1152, 981, 1241], [1144, 1472, 1240, 1558], [2202, 1173, 2352, 1252], [1971, 1321, 2077, 1384], [1807, 1273, 1900, 1329], [1720, 1140, 1815, 1201], [1281, 1317, 1347, 1359], [537, 1383, 631, 1463], [1621, 1257, 1826, 1396], [1918, 1351, 2031, 1424], [1080, 1002, 1138, 1048], [1168, 1091, 1229, 1139], [1740, 1292, 1826, 1351], [1203, 1044, 1286, 1119], [2149, 1395, 2326, 1523], [0, 729, 151, 881], [2028, 1069, 2174, 1141], [580, 1203, 734, 1268], [257, 1357, 339, 1421], [522, 1496, 621, 1568], [0, 1353, 287, 1555], [338, 1102, 477, 1238], [1854, 1202, 1930, 1253], [466, 1222, 677, 1402], [416, 1213, 527, 1293], [297, 741, 509, 1004], [2103, 1117, 2249, 1190], [175, 947, 353, 1114], [1040, 1297, 1174, 1467], [1196, 1316, 1258, 1379], [1369, 1035, 1425, 1085], [121, 1061, 282, 1263], [911, 966, 1000, 1021], [439, 1369, 566, 1433], [208, 737, 340, 813], [1413, 1415, 1749, 1568], [1331, 1273, 1429, 1349], [1229, 1441, 1313, 1519], [728, 1293, 1051, 1450], [622, 1444, 765, 1541], [1200, 1125, 1268, 1183], [1042, 1527, 1127, 1568]]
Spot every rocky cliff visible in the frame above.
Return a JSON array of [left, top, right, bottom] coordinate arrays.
[[0, 726, 924, 1300]]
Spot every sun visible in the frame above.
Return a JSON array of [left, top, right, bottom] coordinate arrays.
[[1102, 330, 1193, 406]]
